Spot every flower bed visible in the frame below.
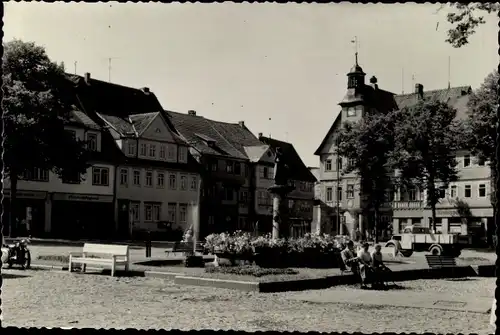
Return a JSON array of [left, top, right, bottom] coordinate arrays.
[[203, 232, 347, 268], [205, 265, 299, 277]]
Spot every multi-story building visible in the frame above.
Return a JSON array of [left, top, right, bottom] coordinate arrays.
[[258, 135, 317, 238], [3, 110, 118, 239], [167, 110, 263, 237], [314, 56, 492, 241], [67, 72, 201, 239]]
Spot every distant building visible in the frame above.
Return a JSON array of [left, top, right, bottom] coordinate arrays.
[[314, 55, 492, 242]]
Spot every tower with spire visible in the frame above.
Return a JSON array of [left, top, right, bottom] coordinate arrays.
[[347, 52, 366, 89]]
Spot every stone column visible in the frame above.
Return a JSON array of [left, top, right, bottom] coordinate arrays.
[[271, 193, 282, 240]]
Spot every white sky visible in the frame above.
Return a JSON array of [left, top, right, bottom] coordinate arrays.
[[4, 3, 498, 166]]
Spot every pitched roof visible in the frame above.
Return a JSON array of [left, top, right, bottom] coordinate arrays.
[[129, 112, 159, 136], [167, 111, 261, 160], [259, 136, 317, 183], [394, 85, 472, 120], [67, 110, 101, 130], [243, 145, 271, 162]]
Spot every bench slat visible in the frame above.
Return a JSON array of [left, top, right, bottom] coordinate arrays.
[[83, 243, 129, 256], [425, 255, 457, 269]]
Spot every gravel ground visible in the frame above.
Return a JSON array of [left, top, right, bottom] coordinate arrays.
[[1, 269, 495, 333]]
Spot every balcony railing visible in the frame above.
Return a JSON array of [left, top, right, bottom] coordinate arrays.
[[391, 201, 424, 209]]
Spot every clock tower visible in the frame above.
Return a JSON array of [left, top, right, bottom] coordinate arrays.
[[339, 52, 366, 120]]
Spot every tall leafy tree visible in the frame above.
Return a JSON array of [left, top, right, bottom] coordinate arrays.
[[390, 100, 462, 232], [464, 70, 498, 246], [337, 112, 395, 243], [437, 3, 499, 48], [3, 39, 90, 237]]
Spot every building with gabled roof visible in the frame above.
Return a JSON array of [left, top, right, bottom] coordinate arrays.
[[314, 55, 490, 243]]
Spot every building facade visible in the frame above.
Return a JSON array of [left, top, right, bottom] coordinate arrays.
[[314, 57, 493, 241], [3, 110, 116, 239]]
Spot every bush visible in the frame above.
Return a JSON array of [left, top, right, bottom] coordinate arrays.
[[205, 265, 299, 277]]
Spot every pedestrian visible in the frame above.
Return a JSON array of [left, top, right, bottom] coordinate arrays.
[[25, 219, 31, 238]]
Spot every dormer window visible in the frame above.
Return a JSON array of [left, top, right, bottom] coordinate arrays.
[[87, 133, 98, 151], [128, 142, 136, 156]]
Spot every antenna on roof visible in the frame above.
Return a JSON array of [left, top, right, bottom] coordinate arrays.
[[447, 56, 451, 89], [74, 61, 77, 75], [411, 74, 415, 89], [107, 57, 120, 82]]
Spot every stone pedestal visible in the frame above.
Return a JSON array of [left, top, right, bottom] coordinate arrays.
[[268, 184, 295, 240]]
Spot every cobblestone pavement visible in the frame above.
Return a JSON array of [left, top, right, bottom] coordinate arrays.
[[1, 269, 495, 333]]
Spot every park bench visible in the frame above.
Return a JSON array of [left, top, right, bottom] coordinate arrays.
[[165, 241, 205, 256], [425, 254, 457, 269], [68, 243, 130, 277]]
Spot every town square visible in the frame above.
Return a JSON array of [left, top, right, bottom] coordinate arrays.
[[2, 2, 499, 333]]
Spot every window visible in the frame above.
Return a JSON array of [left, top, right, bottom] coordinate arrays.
[[234, 162, 241, 175], [120, 168, 128, 186], [438, 187, 446, 199], [92, 167, 109, 186], [190, 176, 198, 191], [157, 172, 165, 188], [87, 133, 98, 151], [337, 186, 343, 201], [178, 146, 187, 163], [346, 184, 354, 199], [131, 202, 140, 221], [346, 107, 356, 117], [258, 190, 269, 205], [159, 145, 166, 159], [167, 145, 175, 160], [145, 171, 153, 187], [337, 157, 343, 171], [450, 185, 457, 198], [180, 175, 187, 190], [464, 185, 471, 198], [211, 161, 218, 171], [153, 204, 161, 221], [260, 166, 272, 179], [479, 184, 486, 197], [463, 155, 471, 167], [128, 142, 136, 156], [288, 199, 295, 209], [62, 170, 81, 184], [326, 187, 333, 202], [133, 170, 141, 186], [223, 187, 234, 201], [226, 161, 234, 174], [144, 203, 153, 222], [348, 158, 356, 168], [167, 203, 176, 223], [325, 159, 332, 171], [239, 190, 249, 204], [22, 168, 49, 182], [169, 173, 177, 189], [149, 144, 156, 158], [408, 188, 417, 201], [477, 157, 485, 166], [179, 204, 187, 223], [140, 143, 147, 156]]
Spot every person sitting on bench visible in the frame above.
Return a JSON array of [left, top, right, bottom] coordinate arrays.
[[357, 242, 375, 289], [371, 244, 392, 288], [340, 240, 361, 282]]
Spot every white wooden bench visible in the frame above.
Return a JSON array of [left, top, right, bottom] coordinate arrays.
[[68, 243, 130, 277]]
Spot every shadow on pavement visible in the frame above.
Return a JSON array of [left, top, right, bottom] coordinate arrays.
[[2, 272, 31, 279]]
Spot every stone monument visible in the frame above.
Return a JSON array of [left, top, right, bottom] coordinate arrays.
[[268, 147, 295, 240]]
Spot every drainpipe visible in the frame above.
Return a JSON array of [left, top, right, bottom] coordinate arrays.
[[112, 164, 119, 238]]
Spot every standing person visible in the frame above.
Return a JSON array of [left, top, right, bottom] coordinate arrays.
[[356, 242, 374, 289], [25, 218, 31, 239]]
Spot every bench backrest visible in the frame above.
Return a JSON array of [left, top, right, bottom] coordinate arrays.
[[83, 243, 129, 259], [425, 255, 456, 268]]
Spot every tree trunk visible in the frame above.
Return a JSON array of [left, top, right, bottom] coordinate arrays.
[[9, 173, 18, 238], [431, 204, 437, 233], [374, 207, 379, 243]]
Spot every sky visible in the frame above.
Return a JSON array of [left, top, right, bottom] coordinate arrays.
[[4, 3, 498, 167]]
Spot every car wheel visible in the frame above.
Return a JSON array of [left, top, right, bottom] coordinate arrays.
[[400, 250, 413, 258], [430, 246, 442, 255]]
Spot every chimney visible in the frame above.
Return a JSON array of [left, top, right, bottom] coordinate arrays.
[[142, 87, 150, 94], [188, 110, 196, 116], [258, 132, 263, 138], [238, 121, 245, 128], [84, 72, 91, 84], [415, 83, 424, 99], [369, 76, 378, 90]]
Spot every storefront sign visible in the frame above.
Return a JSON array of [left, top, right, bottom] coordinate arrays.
[[53, 193, 113, 203], [3, 189, 47, 200]]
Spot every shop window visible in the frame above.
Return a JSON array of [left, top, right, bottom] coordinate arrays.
[[153, 203, 161, 221], [144, 203, 153, 222], [92, 167, 109, 186]]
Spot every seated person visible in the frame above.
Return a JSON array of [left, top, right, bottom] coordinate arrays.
[[340, 240, 360, 276], [357, 242, 375, 289], [371, 244, 392, 287]]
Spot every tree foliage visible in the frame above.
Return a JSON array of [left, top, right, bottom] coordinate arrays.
[[390, 100, 462, 232], [441, 3, 499, 48], [337, 112, 395, 242], [2, 39, 90, 235]]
